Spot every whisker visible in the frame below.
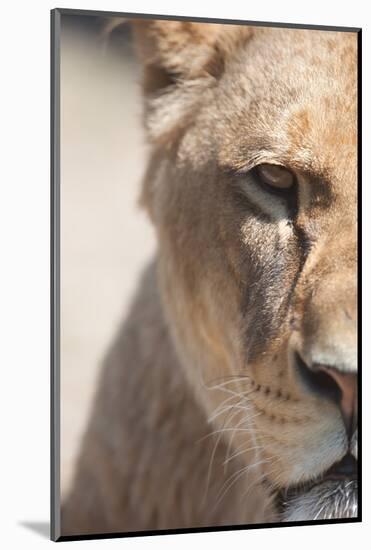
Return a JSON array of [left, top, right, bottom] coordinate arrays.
[[198, 424, 261, 444], [224, 413, 254, 470], [203, 374, 252, 389], [214, 457, 270, 509], [203, 399, 244, 502], [207, 397, 247, 424], [223, 444, 264, 466]]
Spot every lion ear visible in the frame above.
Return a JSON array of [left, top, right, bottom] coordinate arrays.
[[131, 20, 250, 142], [131, 20, 227, 93]]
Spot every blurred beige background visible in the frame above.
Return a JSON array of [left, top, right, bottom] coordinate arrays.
[[60, 16, 156, 496]]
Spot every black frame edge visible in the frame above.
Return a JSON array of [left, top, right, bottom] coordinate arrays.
[[357, 28, 362, 523], [56, 517, 360, 543], [51, 7, 61, 543], [54, 7, 361, 32]]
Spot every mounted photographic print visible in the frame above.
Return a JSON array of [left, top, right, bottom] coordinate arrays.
[[51, 8, 361, 542]]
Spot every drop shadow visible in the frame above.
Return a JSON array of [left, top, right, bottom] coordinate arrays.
[[19, 521, 50, 539]]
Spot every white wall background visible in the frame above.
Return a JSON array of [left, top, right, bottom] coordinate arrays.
[[0, 0, 369, 548]]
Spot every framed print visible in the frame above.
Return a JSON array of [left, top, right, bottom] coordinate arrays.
[[51, 8, 361, 542]]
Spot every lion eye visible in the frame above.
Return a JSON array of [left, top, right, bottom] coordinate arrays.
[[254, 164, 295, 192]]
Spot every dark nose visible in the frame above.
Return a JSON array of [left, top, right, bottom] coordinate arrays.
[[295, 352, 357, 434]]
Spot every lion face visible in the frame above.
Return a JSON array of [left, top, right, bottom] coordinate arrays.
[[134, 22, 358, 520]]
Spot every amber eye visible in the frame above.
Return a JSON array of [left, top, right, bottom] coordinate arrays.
[[254, 163, 295, 192]]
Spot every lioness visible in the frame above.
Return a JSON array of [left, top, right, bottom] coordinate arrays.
[[62, 19, 358, 535]]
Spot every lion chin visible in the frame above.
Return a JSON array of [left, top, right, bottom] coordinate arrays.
[[282, 480, 358, 522]]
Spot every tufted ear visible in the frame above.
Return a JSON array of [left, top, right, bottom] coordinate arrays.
[[131, 19, 251, 142]]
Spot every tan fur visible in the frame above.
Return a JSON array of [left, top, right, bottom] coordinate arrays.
[[62, 21, 357, 535]]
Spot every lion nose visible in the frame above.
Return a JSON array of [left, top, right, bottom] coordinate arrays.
[[295, 353, 357, 434]]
